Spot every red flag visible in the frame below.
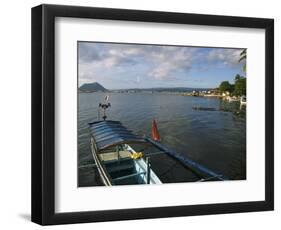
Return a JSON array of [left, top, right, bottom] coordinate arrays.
[[152, 119, 160, 141]]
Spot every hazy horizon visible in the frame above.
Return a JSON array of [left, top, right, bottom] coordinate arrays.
[[79, 82, 215, 90]]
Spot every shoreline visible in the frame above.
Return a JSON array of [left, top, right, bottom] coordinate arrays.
[[79, 91, 237, 100]]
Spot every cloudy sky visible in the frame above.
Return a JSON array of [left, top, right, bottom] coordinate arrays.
[[78, 42, 245, 89]]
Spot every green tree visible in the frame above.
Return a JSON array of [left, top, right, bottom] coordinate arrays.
[[234, 76, 246, 96], [235, 74, 242, 81], [219, 81, 233, 94]]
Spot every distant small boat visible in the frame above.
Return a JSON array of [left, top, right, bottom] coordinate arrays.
[[240, 95, 246, 105], [192, 106, 217, 111]]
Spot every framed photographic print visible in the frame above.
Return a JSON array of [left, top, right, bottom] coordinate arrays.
[[31, 4, 274, 225]]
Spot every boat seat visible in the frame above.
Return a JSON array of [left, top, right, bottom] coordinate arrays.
[[99, 150, 131, 162]]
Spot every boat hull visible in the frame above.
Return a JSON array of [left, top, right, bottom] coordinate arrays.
[[90, 137, 162, 186]]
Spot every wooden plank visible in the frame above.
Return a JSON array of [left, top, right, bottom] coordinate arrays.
[[99, 150, 131, 162]]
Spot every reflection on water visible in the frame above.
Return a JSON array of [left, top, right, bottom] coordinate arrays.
[[78, 92, 246, 186]]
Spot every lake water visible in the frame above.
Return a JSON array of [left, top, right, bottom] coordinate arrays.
[[78, 92, 246, 186]]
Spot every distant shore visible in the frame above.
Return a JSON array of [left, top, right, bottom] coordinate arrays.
[[79, 90, 224, 98]]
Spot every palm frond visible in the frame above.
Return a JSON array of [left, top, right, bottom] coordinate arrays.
[[239, 55, 246, 63], [240, 49, 246, 56], [239, 49, 246, 62], [243, 64, 246, 72]]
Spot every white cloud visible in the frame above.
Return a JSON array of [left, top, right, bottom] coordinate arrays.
[[78, 42, 245, 85], [207, 48, 244, 67]]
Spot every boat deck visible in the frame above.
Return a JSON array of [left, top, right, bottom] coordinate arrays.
[[98, 150, 150, 185]]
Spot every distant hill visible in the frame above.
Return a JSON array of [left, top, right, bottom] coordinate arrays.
[[79, 82, 108, 92]]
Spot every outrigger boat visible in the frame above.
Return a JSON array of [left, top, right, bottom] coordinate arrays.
[[89, 120, 162, 185], [88, 96, 227, 186]]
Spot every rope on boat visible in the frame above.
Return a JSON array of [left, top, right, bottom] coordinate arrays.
[[145, 150, 167, 157], [130, 152, 144, 159]]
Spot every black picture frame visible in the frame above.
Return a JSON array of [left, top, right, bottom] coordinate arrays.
[[31, 4, 274, 225]]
